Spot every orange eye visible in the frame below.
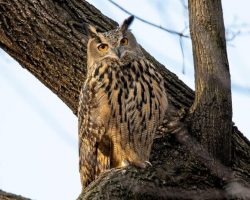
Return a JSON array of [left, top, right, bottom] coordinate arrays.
[[97, 43, 109, 52], [120, 38, 128, 45]]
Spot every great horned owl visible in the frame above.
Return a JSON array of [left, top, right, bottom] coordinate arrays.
[[78, 16, 168, 187]]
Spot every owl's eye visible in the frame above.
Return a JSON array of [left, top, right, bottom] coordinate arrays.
[[97, 43, 109, 52], [120, 38, 128, 45]]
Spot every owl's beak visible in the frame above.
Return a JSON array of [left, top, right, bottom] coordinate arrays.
[[116, 48, 122, 58], [109, 48, 122, 60], [112, 48, 122, 59]]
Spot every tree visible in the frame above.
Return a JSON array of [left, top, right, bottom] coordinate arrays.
[[0, 0, 249, 199]]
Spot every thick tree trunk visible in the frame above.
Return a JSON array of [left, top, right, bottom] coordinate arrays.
[[0, 0, 249, 199], [189, 0, 232, 165]]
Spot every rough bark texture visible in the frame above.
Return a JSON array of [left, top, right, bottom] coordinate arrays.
[[189, 0, 232, 166], [0, 0, 249, 199], [0, 190, 30, 200]]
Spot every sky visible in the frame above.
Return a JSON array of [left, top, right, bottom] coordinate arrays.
[[0, 0, 250, 199]]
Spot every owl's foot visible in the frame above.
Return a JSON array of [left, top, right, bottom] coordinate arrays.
[[128, 160, 152, 169], [100, 167, 125, 177], [115, 160, 152, 170], [145, 160, 152, 167], [101, 160, 152, 177]]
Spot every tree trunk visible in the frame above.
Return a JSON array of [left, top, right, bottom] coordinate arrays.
[[0, 0, 249, 199], [189, 0, 232, 165]]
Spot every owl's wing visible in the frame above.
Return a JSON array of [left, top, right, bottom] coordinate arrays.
[[78, 85, 97, 187], [78, 80, 110, 187], [136, 60, 168, 144], [123, 60, 168, 161]]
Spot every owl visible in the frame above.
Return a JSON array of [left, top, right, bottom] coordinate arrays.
[[78, 16, 168, 187]]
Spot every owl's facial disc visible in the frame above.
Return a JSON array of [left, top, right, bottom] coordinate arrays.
[[107, 37, 131, 59], [86, 15, 143, 67]]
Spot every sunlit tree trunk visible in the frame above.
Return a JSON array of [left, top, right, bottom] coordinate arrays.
[[189, 0, 232, 165]]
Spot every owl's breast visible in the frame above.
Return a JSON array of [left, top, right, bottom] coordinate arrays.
[[88, 59, 167, 130]]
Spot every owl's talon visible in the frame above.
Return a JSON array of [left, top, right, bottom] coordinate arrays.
[[145, 161, 152, 167], [128, 160, 152, 169], [121, 160, 130, 167]]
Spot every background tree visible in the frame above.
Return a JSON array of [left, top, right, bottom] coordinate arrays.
[[0, 0, 250, 199]]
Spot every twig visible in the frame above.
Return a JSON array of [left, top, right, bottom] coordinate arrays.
[[179, 36, 185, 74], [226, 17, 250, 42], [179, 26, 189, 74], [179, 0, 188, 10], [108, 0, 189, 38]]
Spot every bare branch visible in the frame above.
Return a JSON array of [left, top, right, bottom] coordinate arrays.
[[178, 26, 189, 74], [226, 17, 250, 42], [179, 0, 188, 10], [108, 0, 189, 38]]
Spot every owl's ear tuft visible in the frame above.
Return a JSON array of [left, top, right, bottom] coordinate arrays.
[[120, 15, 134, 33], [84, 24, 99, 39]]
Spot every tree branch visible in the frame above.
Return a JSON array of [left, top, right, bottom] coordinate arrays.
[[0, 190, 30, 200]]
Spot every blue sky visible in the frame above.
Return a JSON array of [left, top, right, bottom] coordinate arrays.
[[0, 1, 249, 199]]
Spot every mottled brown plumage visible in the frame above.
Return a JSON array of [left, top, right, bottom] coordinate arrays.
[[78, 16, 168, 187]]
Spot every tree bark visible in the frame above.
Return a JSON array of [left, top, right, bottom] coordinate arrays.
[[0, 0, 249, 199], [189, 0, 232, 165], [0, 190, 30, 200]]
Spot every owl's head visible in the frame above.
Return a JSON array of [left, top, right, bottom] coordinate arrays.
[[85, 16, 144, 67]]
